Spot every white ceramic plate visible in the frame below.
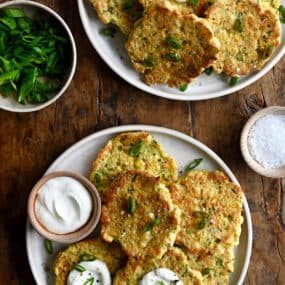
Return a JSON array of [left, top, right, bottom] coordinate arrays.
[[26, 125, 252, 284], [77, 0, 285, 101]]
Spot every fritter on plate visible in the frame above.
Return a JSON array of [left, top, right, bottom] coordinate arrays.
[[101, 171, 181, 259], [113, 247, 203, 285], [53, 237, 127, 285], [169, 170, 243, 254], [125, 2, 220, 87], [206, 0, 281, 76], [89, 0, 143, 34], [89, 131, 178, 198]]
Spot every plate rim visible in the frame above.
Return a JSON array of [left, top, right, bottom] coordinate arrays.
[[77, 0, 285, 101], [26, 124, 253, 284]]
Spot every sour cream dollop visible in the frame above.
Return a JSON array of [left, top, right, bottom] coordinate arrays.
[[67, 260, 111, 285], [140, 268, 183, 285], [34, 176, 93, 234]]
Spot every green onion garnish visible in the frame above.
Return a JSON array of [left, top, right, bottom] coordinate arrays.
[[73, 264, 86, 272], [188, 0, 198, 4], [262, 45, 273, 59], [80, 253, 96, 261], [2, 8, 25, 18], [143, 223, 151, 232], [204, 67, 213, 76], [127, 196, 137, 214], [196, 220, 208, 230], [143, 218, 160, 232], [44, 239, 53, 255], [229, 77, 239, 86], [178, 84, 188, 92], [93, 171, 103, 187], [83, 277, 95, 285], [186, 158, 203, 171], [123, 0, 134, 9], [100, 27, 117, 37], [279, 5, 285, 23], [159, 282, 165, 285], [165, 52, 180, 62], [166, 37, 182, 49], [234, 17, 243, 32], [153, 218, 160, 225], [201, 268, 211, 276], [143, 58, 157, 67], [129, 141, 145, 156]]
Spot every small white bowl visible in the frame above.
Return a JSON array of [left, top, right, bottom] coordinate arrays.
[[27, 171, 101, 243], [240, 106, 285, 178], [0, 0, 77, 112]]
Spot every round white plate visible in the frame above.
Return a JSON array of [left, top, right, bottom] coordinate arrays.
[[77, 0, 285, 101], [26, 125, 252, 284]]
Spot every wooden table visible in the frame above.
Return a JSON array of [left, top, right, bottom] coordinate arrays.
[[0, 0, 284, 284]]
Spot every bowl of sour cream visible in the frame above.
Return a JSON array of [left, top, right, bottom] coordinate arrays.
[[27, 171, 101, 243]]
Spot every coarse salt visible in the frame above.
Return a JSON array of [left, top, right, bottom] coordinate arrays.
[[247, 113, 285, 169]]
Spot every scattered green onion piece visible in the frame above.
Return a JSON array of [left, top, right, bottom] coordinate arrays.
[[143, 223, 151, 232], [73, 264, 86, 272], [153, 218, 160, 225], [44, 239, 53, 255], [262, 45, 273, 59], [279, 5, 285, 24], [229, 77, 239, 86], [17, 17, 32, 33], [166, 37, 182, 49], [186, 158, 203, 171], [80, 253, 96, 261], [128, 196, 137, 214], [143, 58, 157, 67], [204, 67, 213, 76], [2, 8, 25, 18], [0, 17, 17, 30], [129, 141, 145, 157], [83, 278, 95, 285], [123, 0, 134, 9], [166, 52, 180, 62], [178, 84, 188, 92], [201, 268, 211, 276], [196, 220, 208, 230], [233, 17, 243, 32], [93, 171, 103, 188], [100, 27, 117, 37], [188, 0, 198, 4]]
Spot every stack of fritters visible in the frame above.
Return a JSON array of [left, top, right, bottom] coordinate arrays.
[[89, 0, 281, 87], [53, 131, 244, 284]]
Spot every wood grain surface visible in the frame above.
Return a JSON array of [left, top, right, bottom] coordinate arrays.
[[0, 0, 284, 284]]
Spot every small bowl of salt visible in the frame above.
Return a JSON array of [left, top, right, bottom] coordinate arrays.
[[240, 106, 285, 178]]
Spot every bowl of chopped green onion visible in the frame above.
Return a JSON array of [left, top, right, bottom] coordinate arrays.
[[0, 0, 77, 112]]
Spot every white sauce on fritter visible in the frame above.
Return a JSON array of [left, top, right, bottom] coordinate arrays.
[[140, 268, 183, 285], [67, 260, 111, 285], [34, 176, 92, 234]]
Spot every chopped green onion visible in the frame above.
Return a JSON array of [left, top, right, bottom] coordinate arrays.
[[188, 0, 198, 4], [153, 218, 160, 225], [100, 27, 117, 37], [166, 37, 182, 49], [73, 264, 86, 272], [279, 5, 285, 23], [143, 218, 160, 232], [159, 282, 165, 285], [123, 0, 134, 9], [204, 67, 213, 76], [143, 223, 151, 232], [193, 211, 209, 219], [186, 158, 203, 171], [2, 8, 25, 18], [129, 141, 145, 157], [93, 171, 103, 187], [229, 77, 239, 86], [178, 84, 188, 92], [165, 52, 180, 62], [83, 278, 95, 285], [44, 239, 53, 255], [262, 45, 273, 59], [127, 196, 137, 214], [0, 17, 17, 30], [196, 220, 208, 230], [234, 17, 243, 32], [201, 268, 211, 276], [80, 253, 96, 261], [143, 58, 157, 67]]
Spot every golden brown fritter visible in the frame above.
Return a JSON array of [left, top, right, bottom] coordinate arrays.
[[53, 237, 127, 285], [169, 170, 243, 254], [101, 171, 181, 259], [113, 247, 203, 285], [89, 0, 143, 34], [125, 2, 220, 87], [206, 0, 281, 76], [89, 131, 178, 198]]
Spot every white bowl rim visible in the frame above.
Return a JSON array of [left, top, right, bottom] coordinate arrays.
[[0, 0, 77, 112]]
